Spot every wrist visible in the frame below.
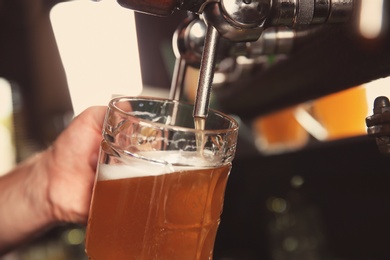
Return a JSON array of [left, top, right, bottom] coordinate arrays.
[[42, 145, 74, 223], [30, 149, 58, 225], [20, 150, 58, 229], [0, 151, 57, 254], [44, 143, 95, 224]]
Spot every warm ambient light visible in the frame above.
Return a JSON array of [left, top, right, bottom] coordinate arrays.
[[0, 78, 15, 175], [50, 0, 143, 115], [359, 0, 385, 39]]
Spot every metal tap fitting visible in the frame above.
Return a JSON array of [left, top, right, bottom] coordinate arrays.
[[268, 0, 355, 27], [366, 96, 390, 155]]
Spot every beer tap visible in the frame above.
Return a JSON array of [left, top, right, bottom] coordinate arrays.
[[191, 1, 270, 120], [116, 0, 356, 119]]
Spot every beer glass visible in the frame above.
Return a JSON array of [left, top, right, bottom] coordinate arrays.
[[85, 96, 239, 260]]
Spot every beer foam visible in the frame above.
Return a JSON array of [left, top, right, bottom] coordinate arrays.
[[98, 163, 168, 181], [98, 150, 220, 181]]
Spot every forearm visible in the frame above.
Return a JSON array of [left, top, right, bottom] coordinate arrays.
[[0, 106, 105, 255], [0, 151, 55, 254]]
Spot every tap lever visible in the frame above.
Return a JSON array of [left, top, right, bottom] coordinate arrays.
[[169, 57, 187, 100]]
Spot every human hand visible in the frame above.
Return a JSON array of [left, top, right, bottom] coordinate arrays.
[[0, 106, 107, 254], [44, 106, 107, 224]]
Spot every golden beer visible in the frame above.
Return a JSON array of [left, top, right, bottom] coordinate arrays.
[[85, 161, 231, 260]]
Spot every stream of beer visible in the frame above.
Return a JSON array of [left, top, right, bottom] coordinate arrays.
[[194, 117, 206, 155]]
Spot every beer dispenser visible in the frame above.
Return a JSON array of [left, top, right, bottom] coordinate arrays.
[[114, 0, 356, 120]]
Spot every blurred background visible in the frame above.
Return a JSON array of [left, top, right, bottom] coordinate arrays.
[[1, 0, 390, 259]]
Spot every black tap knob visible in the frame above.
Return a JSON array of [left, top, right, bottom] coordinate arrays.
[[366, 96, 390, 156]]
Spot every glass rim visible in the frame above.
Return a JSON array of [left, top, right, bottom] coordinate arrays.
[[109, 96, 239, 134]]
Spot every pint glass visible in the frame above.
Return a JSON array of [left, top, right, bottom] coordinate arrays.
[[85, 96, 239, 260]]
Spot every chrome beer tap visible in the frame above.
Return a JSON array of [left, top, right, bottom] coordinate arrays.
[[116, 0, 356, 119]]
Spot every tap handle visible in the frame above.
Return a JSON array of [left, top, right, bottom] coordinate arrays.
[[116, 0, 209, 16], [117, 0, 178, 16], [169, 57, 187, 100]]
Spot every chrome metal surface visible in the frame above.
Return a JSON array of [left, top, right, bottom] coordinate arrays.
[[170, 18, 206, 100], [269, 0, 354, 26], [312, 0, 330, 23], [296, 0, 315, 24], [328, 0, 354, 23], [203, 2, 264, 42], [220, 0, 271, 28], [172, 18, 205, 67], [169, 57, 187, 100], [193, 25, 220, 119], [269, 0, 297, 26]]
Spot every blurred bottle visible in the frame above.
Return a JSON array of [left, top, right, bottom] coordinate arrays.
[[312, 86, 368, 140], [253, 106, 309, 155]]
